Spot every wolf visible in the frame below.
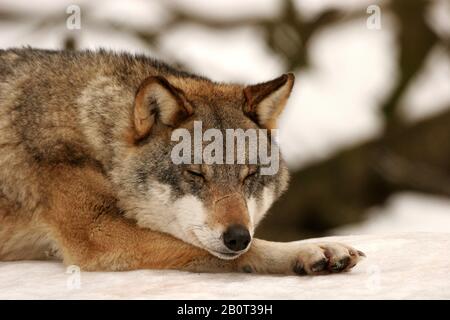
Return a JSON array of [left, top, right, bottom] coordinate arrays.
[[0, 48, 365, 274]]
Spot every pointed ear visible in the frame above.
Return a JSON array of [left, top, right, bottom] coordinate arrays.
[[133, 76, 193, 141], [243, 73, 295, 129]]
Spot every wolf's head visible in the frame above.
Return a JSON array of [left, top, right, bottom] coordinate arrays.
[[117, 73, 294, 259]]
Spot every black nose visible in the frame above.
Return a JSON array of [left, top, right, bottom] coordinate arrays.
[[223, 225, 251, 252]]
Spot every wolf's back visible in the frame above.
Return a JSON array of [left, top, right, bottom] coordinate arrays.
[[0, 48, 150, 210]]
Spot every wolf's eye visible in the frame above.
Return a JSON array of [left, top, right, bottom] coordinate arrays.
[[243, 168, 258, 182], [184, 169, 206, 183]]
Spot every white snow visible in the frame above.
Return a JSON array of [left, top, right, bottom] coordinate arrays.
[[167, 0, 280, 20], [400, 46, 450, 123], [278, 18, 396, 168], [1, 233, 449, 299], [159, 25, 284, 83], [336, 193, 450, 235]]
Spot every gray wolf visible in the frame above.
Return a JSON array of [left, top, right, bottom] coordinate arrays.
[[0, 48, 364, 274]]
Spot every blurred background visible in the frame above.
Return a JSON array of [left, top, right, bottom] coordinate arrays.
[[1, 0, 449, 240]]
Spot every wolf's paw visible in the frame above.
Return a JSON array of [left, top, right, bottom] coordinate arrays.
[[292, 243, 366, 275]]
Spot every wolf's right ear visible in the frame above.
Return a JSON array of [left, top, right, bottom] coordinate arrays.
[[243, 73, 295, 129], [132, 76, 193, 141]]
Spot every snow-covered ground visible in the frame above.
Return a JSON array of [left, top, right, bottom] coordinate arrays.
[[1, 233, 449, 299], [336, 192, 450, 235]]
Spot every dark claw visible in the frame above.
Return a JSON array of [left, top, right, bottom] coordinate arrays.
[[348, 262, 357, 269], [293, 261, 307, 275], [242, 265, 253, 273], [331, 256, 350, 272], [311, 258, 328, 273]]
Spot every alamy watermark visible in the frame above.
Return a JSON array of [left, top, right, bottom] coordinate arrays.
[[365, 264, 382, 293], [66, 265, 81, 290], [66, 4, 81, 30], [366, 5, 382, 30], [170, 121, 280, 176]]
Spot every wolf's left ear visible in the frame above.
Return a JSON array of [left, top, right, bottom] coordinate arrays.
[[133, 76, 193, 141], [243, 73, 295, 129]]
